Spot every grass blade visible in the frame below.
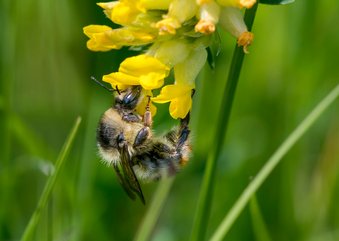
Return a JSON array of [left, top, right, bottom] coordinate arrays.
[[134, 177, 175, 241], [20, 116, 82, 241], [210, 84, 339, 241], [189, 4, 258, 241]]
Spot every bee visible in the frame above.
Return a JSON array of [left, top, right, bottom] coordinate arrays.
[[96, 85, 191, 204]]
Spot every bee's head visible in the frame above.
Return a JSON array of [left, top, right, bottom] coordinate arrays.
[[115, 86, 141, 111]]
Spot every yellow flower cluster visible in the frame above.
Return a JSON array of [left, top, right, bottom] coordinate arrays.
[[83, 0, 256, 119]]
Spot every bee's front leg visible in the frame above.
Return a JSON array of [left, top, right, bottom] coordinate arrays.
[[122, 112, 141, 123], [143, 96, 152, 127], [134, 127, 151, 147]]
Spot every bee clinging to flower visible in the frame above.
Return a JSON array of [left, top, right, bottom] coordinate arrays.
[[96, 85, 192, 203], [85, 0, 258, 203]]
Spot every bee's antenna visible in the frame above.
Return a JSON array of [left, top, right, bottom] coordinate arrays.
[[91, 76, 114, 92], [115, 85, 121, 95]]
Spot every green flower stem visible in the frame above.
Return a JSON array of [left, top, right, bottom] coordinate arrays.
[[210, 84, 339, 241], [20, 117, 82, 241], [190, 4, 258, 241], [134, 177, 175, 241]]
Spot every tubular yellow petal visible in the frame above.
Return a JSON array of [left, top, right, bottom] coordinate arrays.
[[152, 84, 192, 103], [152, 84, 193, 119], [139, 73, 165, 90], [107, 28, 156, 47], [169, 94, 192, 119], [110, 0, 145, 25], [119, 55, 170, 78], [103, 72, 140, 86], [83, 25, 121, 51], [83, 25, 112, 37]]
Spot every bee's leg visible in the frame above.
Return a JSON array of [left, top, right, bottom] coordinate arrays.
[[143, 96, 152, 127], [134, 127, 151, 147], [176, 90, 193, 148], [122, 112, 141, 123], [177, 112, 190, 149]]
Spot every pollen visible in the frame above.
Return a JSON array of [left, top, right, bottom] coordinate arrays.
[[195, 19, 216, 34], [237, 31, 254, 54]]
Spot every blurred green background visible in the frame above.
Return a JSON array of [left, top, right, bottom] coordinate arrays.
[[1, 0, 338, 240]]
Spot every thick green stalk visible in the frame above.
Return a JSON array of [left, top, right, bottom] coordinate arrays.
[[20, 117, 82, 241], [190, 4, 258, 241], [210, 84, 339, 241]]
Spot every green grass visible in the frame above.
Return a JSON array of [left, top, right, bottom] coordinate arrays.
[[20, 117, 82, 241], [1, 1, 339, 241]]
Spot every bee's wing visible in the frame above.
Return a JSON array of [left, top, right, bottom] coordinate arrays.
[[118, 143, 145, 204], [112, 163, 137, 201]]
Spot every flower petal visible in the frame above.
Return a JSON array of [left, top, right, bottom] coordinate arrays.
[[83, 25, 121, 51], [119, 54, 169, 77], [152, 84, 191, 103], [169, 94, 192, 119], [103, 72, 139, 89], [152, 84, 193, 119], [139, 72, 165, 90]]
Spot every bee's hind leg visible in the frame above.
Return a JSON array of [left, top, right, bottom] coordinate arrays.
[[143, 96, 152, 127], [177, 112, 190, 149]]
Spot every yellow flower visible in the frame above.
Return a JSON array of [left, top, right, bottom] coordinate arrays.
[[151, 43, 207, 119], [103, 54, 170, 90], [219, 7, 254, 53], [83, 25, 156, 51], [108, 27, 156, 46], [195, 1, 220, 34], [152, 84, 193, 119], [83, 25, 121, 51], [155, 0, 198, 34], [105, 0, 145, 26], [97, 1, 119, 19]]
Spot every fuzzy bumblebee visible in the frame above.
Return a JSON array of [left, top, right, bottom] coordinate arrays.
[[97, 86, 191, 203]]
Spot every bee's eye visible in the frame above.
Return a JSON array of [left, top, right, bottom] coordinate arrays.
[[122, 86, 141, 109]]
